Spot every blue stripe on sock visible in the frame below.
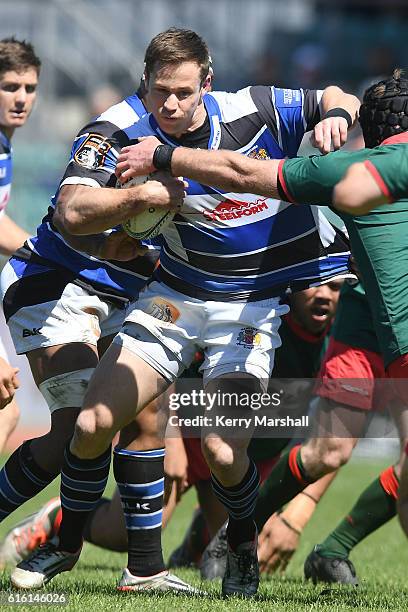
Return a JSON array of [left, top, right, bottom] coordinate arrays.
[[114, 447, 165, 458], [64, 450, 111, 472], [124, 509, 163, 529], [61, 473, 108, 494], [19, 461, 49, 488], [0, 469, 28, 506], [117, 478, 164, 498], [60, 492, 99, 512]]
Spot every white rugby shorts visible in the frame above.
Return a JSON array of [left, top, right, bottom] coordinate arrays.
[[114, 281, 289, 384], [1, 262, 125, 354]]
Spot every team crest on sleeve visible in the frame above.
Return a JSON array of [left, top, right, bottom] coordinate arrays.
[[73, 133, 112, 169], [236, 327, 262, 348], [247, 147, 270, 160]]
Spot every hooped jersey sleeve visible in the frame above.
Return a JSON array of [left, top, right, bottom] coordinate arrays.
[[59, 119, 132, 190], [249, 86, 323, 158]]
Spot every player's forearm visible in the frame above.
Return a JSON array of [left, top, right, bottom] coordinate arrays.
[[54, 184, 149, 235], [280, 471, 337, 532], [320, 86, 360, 127], [171, 148, 281, 198], [0, 214, 30, 255]]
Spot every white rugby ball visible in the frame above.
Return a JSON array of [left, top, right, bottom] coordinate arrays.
[[119, 174, 175, 240]]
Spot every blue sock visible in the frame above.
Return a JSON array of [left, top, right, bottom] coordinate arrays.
[[113, 447, 165, 577]]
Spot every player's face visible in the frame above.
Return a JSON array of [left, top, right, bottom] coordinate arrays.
[[289, 280, 344, 335], [0, 68, 38, 138], [145, 61, 209, 137]]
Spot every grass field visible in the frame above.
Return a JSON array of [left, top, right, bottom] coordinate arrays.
[[0, 454, 407, 611]]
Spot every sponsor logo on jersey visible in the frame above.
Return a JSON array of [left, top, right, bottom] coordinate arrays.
[[204, 198, 268, 221], [236, 327, 261, 348], [73, 133, 112, 169], [147, 298, 180, 324], [282, 89, 301, 105], [23, 327, 41, 337], [0, 167, 6, 179]]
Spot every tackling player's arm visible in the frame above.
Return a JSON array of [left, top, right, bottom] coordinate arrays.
[[333, 162, 390, 215], [258, 472, 337, 574], [116, 135, 282, 198]]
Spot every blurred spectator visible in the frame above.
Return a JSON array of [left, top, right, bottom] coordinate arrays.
[[88, 84, 122, 117], [291, 43, 328, 89]]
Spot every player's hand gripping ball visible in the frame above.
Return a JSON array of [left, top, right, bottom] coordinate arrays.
[[118, 174, 176, 240]]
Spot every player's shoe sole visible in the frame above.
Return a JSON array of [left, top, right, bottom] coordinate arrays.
[[117, 567, 203, 594], [304, 546, 358, 586], [0, 498, 61, 568], [11, 542, 80, 589]]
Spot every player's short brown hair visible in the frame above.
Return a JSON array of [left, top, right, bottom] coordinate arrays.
[[144, 28, 210, 85], [360, 69, 408, 147], [0, 37, 41, 79]]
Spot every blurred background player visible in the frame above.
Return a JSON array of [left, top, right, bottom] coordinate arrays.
[[0, 37, 40, 452]]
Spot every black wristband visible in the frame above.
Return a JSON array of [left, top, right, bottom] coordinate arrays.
[[323, 107, 352, 128], [153, 144, 176, 172]]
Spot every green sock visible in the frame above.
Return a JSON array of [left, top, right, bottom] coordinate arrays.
[[318, 468, 397, 559], [254, 444, 314, 530]]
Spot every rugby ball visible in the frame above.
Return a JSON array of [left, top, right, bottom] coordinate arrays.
[[119, 174, 175, 240]]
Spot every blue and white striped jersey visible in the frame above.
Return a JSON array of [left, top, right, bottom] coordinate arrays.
[[11, 93, 157, 302], [122, 86, 351, 301], [0, 130, 12, 218]]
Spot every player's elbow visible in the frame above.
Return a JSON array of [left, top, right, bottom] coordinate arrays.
[[54, 185, 88, 234], [53, 204, 83, 235]]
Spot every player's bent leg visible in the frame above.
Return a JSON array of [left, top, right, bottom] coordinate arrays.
[[82, 402, 164, 552], [0, 399, 20, 453], [201, 374, 261, 598], [0, 344, 98, 532], [301, 435, 357, 480], [11, 343, 173, 590], [305, 399, 406, 586]]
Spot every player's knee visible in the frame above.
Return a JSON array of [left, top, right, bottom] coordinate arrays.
[[302, 439, 352, 478], [318, 440, 353, 473], [202, 437, 231, 471], [73, 406, 115, 454], [201, 436, 246, 472]]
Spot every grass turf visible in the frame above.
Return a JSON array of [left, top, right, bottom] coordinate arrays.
[[0, 455, 407, 611]]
